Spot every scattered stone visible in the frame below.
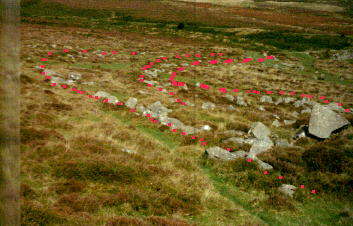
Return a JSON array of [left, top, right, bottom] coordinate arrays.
[[66, 80, 75, 85], [278, 184, 297, 197], [291, 111, 299, 118], [275, 97, 284, 105], [258, 105, 265, 111], [126, 97, 138, 109], [284, 120, 296, 126], [136, 104, 145, 113], [255, 158, 274, 170], [202, 102, 216, 110], [204, 146, 238, 160], [121, 148, 137, 154], [225, 95, 235, 102], [301, 108, 312, 114], [309, 104, 350, 139], [93, 91, 119, 104], [272, 119, 281, 127], [143, 80, 159, 85], [260, 95, 273, 103], [148, 101, 172, 118], [138, 90, 147, 95], [50, 76, 66, 84], [284, 97, 296, 104], [273, 114, 280, 119], [293, 125, 308, 140], [181, 125, 199, 135], [236, 96, 247, 106], [227, 105, 236, 111], [201, 125, 212, 131], [248, 122, 271, 140], [82, 81, 95, 86], [145, 70, 158, 78]]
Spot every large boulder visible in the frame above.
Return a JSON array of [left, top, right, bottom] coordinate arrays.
[[309, 104, 350, 138], [248, 122, 271, 139], [248, 136, 274, 156]]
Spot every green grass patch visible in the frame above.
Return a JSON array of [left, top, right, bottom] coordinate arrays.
[[243, 31, 351, 51], [136, 125, 181, 150]]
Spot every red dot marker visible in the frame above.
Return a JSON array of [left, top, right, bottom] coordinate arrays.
[[40, 65, 44, 68], [82, 50, 87, 54], [264, 171, 268, 175], [146, 114, 151, 117], [278, 176, 283, 180], [112, 50, 116, 54], [102, 52, 107, 56], [169, 92, 174, 95], [300, 185, 305, 189], [167, 123, 171, 127], [247, 158, 252, 162], [290, 91, 295, 95], [202, 142, 207, 146], [51, 83, 56, 86], [191, 136, 196, 139], [233, 89, 239, 92], [95, 96, 99, 99], [42, 58, 47, 61], [88, 95, 92, 98], [64, 49, 68, 53], [181, 132, 186, 135], [311, 189, 316, 194]]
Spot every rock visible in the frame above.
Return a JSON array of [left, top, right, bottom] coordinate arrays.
[[126, 97, 138, 109], [293, 125, 308, 140], [138, 90, 147, 95], [201, 125, 212, 131], [284, 97, 296, 104], [309, 104, 350, 138], [275, 139, 291, 147], [225, 95, 235, 102], [68, 73, 81, 81], [136, 104, 145, 113], [275, 97, 284, 105], [181, 125, 199, 135], [202, 102, 216, 110], [143, 80, 158, 85], [284, 120, 296, 126], [50, 76, 66, 84], [159, 117, 184, 129], [294, 97, 317, 108], [231, 150, 248, 158], [255, 158, 273, 170], [204, 146, 239, 160], [121, 148, 137, 154], [248, 137, 274, 156], [272, 119, 281, 127], [260, 95, 273, 103], [291, 111, 299, 118], [249, 122, 271, 139], [44, 69, 59, 76], [326, 103, 346, 113], [145, 69, 158, 78], [301, 108, 312, 114], [332, 49, 353, 61], [185, 101, 195, 107], [258, 106, 265, 111], [94, 91, 119, 104], [236, 96, 247, 106], [66, 80, 75, 85], [148, 101, 172, 118], [278, 184, 296, 197], [227, 105, 236, 111]]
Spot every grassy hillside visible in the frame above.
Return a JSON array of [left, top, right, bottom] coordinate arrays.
[[19, 0, 353, 225]]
